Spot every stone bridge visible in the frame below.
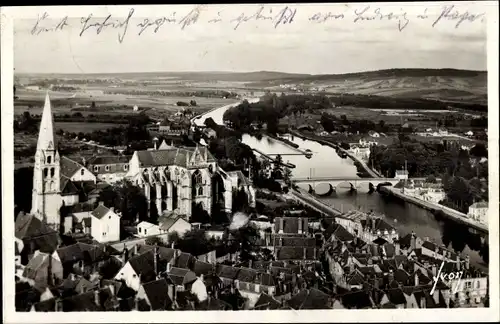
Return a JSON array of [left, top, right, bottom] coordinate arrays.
[[292, 177, 425, 195]]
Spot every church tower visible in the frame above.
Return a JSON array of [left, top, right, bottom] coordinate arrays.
[[31, 92, 63, 231]]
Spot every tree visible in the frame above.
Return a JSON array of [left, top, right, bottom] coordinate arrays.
[[91, 101, 96, 109], [145, 236, 167, 247], [426, 175, 437, 183], [98, 180, 148, 223], [470, 144, 487, 158], [167, 231, 180, 246], [190, 100, 197, 106], [231, 223, 260, 262], [176, 229, 213, 256]]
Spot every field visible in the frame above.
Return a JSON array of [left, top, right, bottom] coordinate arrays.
[[54, 122, 127, 133]]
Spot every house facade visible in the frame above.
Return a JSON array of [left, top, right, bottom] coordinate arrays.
[[90, 204, 121, 243]]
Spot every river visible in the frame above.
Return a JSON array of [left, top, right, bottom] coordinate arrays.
[[201, 100, 488, 270], [242, 133, 488, 271]]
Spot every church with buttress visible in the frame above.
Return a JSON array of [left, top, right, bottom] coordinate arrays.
[[30, 93, 255, 233]]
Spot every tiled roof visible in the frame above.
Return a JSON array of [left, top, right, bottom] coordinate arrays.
[[135, 146, 215, 168], [383, 288, 406, 305], [159, 216, 184, 231], [56, 243, 108, 265], [60, 176, 79, 195], [273, 236, 316, 247], [61, 287, 117, 311], [87, 155, 131, 165], [23, 252, 50, 280], [141, 279, 172, 310], [60, 156, 85, 179], [15, 282, 41, 311], [288, 288, 330, 310], [253, 293, 281, 310], [193, 260, 213, 277], [216, 264, 240, 280], [15, 213, 59, 253], [175, 252, 196, 269], [91, 204, 112, 219], [276, 246, 316, 261], [128, 249, 172, 282], [168, 267, 197, 286]]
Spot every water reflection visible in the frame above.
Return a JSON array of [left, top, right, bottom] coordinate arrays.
[[241, 134, 488, 270]]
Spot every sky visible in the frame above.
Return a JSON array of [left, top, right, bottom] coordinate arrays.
[[12, 3, 489, 75]]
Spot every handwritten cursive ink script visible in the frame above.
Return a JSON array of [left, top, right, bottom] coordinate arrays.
[[273, 6, 297, 28], [80, 8, 135, 43], [31, 12, 68, 35], [231, 6, 274, 30], [179, 7, 201, 30], [137, 14, 176, 36], [208, 11, 223, 23], [309, 11, 345, 23], [354, 6, 410, 31], [432, 5, 485, 28]]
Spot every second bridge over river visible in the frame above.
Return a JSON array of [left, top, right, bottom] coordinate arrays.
[[292, 177, 428, 195]]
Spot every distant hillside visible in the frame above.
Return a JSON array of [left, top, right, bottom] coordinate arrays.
[[249, 68, 488, 104]]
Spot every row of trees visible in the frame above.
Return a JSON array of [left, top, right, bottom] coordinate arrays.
[[62, 114, 151, 148], [223, 93, 333, 134], [320, 113, 391, 134], [327, 93, 487, 112], [103, 89, 239, 99]]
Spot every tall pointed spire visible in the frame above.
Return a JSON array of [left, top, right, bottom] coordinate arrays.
[[37, 92, 56, 150]]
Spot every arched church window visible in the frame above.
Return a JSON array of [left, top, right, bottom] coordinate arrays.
[[47, 156, 52, 164], [81, 169, 85, 175], [43, 168, 48, 178], [198, 187, 203, 196], [50, 168, 55, 177]]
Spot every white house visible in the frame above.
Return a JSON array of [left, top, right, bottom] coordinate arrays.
[[133, 105, 139, 112], [467, 202, 488, 225], [465, 131, 474, 137], [90, 203, 121, 243], [137, 221, 162, 238], [159, 215, 192, 238]]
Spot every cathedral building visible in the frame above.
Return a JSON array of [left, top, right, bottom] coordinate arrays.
[[31, 93, 254, 233]]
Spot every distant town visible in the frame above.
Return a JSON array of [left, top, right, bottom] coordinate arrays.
[[14, 68, 489, 311]]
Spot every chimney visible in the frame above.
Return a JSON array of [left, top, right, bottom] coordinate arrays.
[[414, 272, 419, 286], [47, 254, 53, 286], [134, 244, 138, 255], [55, 298, 63, 312], [279, 218, 284, 233], [431, 264, 437, 277], [94, 290, 100, 306], [410, 232, 416, 250], [171, 241, 175, 249], [154, 245, 159, 277], [249, 259, 253, 269], [298, 217, 302, 234], [371, 217, 376, 231], [279, 237, 283, 246], [167, 262, 172, 273], [465, 256, 470, 270], [395, 241, 400, 256], [303, 247, 307, 260]]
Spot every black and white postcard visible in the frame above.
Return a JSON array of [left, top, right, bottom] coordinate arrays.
[[1, 2, 499, 322]]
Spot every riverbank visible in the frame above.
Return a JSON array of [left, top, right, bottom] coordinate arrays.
[[290, 187, 342, 217], [379, 186, 488, 234], [288, 130, 381, 178]]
